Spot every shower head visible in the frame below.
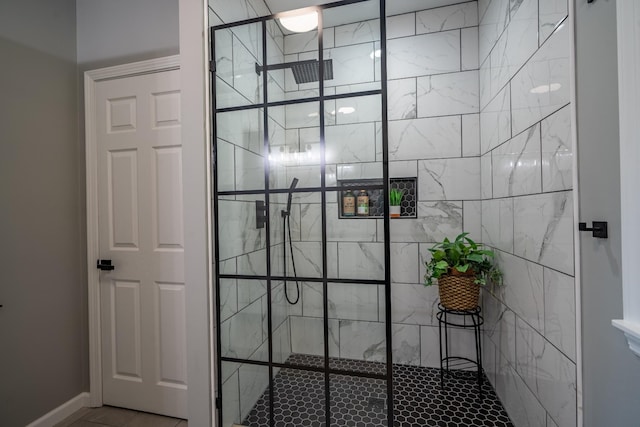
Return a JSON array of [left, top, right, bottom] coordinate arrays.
[[289, 177, 299, 191], [255, 59, 333, 84], [290, 60, 333, 84]]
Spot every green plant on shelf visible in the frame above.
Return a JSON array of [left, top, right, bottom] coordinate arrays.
[[389, 188, 404, 206]]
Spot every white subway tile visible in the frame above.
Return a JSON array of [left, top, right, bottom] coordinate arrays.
[[492, 124, 542, 198], [386, 13, 416, 39], [541, 104, 573, 192], [417, 70, 480, 117], [418, 157, 481, 200], [388, 31, 461, 79], [511, 24, 570, 135], [416, 2, 478, 34], [389, 116, 462, 161]]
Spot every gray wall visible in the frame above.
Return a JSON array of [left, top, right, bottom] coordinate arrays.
[[76, 0, 179, 70], [0, 0, 85, 425], [575, 0, 640, 426], [0, 0, 180, 424]]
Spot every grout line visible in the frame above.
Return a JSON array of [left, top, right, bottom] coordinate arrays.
[[540, 116, 545, 193], [481, 102, 571, 157]]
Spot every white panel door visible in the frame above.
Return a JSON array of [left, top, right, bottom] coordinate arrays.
[[95, 69, 186, 418]]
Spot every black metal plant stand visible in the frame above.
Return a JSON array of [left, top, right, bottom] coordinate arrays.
[[437, 304, 484, 397]]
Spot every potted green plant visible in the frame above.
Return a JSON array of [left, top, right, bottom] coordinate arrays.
[[389, 188, 404, 218], [424, 232, 502, 310]]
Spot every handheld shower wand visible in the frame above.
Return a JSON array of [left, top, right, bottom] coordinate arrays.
[[282, 177, 299, 218], [282, 178, 300, 305]]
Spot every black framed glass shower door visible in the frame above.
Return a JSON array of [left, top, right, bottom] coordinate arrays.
[[210, 1, 392, 425]]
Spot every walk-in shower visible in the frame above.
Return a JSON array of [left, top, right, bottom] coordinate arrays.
[[212, 2, 393, 425], [210, 0, 514, 426]]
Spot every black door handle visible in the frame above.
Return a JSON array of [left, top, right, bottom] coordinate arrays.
[[97, 259, 115, 271], [578, 221, 608, 239]]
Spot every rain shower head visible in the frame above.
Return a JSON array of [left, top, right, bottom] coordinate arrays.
[[255, 59, 333, 84], [290, 59, 333, 84]]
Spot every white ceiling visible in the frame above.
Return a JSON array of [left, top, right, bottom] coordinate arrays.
[[264, 0, 465, 16]]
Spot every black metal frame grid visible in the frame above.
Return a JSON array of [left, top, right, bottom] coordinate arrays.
[[210, 0, 391, 425]]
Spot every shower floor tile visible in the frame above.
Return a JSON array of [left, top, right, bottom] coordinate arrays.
[[242, 354, 513, 427]]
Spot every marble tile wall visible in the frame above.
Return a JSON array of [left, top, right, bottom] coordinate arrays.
[[282, 2, 484, 369], [478, 0, 576, 426], [213, 2, 576, 425]]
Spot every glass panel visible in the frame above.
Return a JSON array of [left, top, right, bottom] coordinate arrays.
[[220, 278, 268, 362], [323, 0, 382, 95], [269, 101, 323, 191], [216, 108, 265, 192], [267, 104, 323, 192], [267, 15, 321, 102], [325, 95, 381, 167], [272, 191, 323, 279], [275, 142, 323, 191], [334, 94, 382, 125], [330, 374, 388, 426], [265, 19, 287, 104], [217, 195, 267, 276], [325, 190, 385, 281], [270, 281, 300, 365], [221, 361, 242, 427], [236, 363, 271, 426], [327, 281, 387, 374], [280, 281, 335, 369], [328, 282, 381, 323], [214, 22, 264, 109], [334, 240, 385, 281], [267, 104, 287, 191], [219, 279, 238, 324], [273, 367, 327, 426]]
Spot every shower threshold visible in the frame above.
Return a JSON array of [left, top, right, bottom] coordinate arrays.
[[241, 354, 513, 427]]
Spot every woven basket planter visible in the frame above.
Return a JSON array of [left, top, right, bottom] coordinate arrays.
[[438, 271, 480, 310]]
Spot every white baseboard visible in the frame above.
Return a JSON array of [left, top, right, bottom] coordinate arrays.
[[26, 392, 91, 427]]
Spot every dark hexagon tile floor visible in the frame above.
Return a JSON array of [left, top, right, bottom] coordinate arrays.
[[242, 354, 513, 427]]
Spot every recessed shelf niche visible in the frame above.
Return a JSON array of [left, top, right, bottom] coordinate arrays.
[[337, 177, 417, 219]]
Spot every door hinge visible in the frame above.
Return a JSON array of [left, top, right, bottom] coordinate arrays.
[[209, 60, 216, 73], [215, 396, 221, 409]]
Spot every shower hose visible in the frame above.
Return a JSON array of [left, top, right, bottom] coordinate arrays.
[[283, 210, 300, 305]]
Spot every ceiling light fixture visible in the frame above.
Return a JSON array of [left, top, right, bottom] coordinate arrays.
[[279, 10, 318, 33], [530, 83, 562, 94], [338, 106, 355, 114]]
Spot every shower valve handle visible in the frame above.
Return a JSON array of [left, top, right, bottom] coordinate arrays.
[[256, 200, 267, 229]]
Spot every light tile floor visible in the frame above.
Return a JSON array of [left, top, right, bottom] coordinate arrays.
[[54, 406, 187, 427]]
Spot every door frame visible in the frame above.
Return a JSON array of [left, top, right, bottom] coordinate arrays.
[[569, 1, 583, 425], [612, 0, 640, 355], [84, 55, 181, 408]]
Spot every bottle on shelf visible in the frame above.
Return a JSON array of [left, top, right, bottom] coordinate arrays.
[[357, 189, 369, 216], [343, 189, 356, 216]]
